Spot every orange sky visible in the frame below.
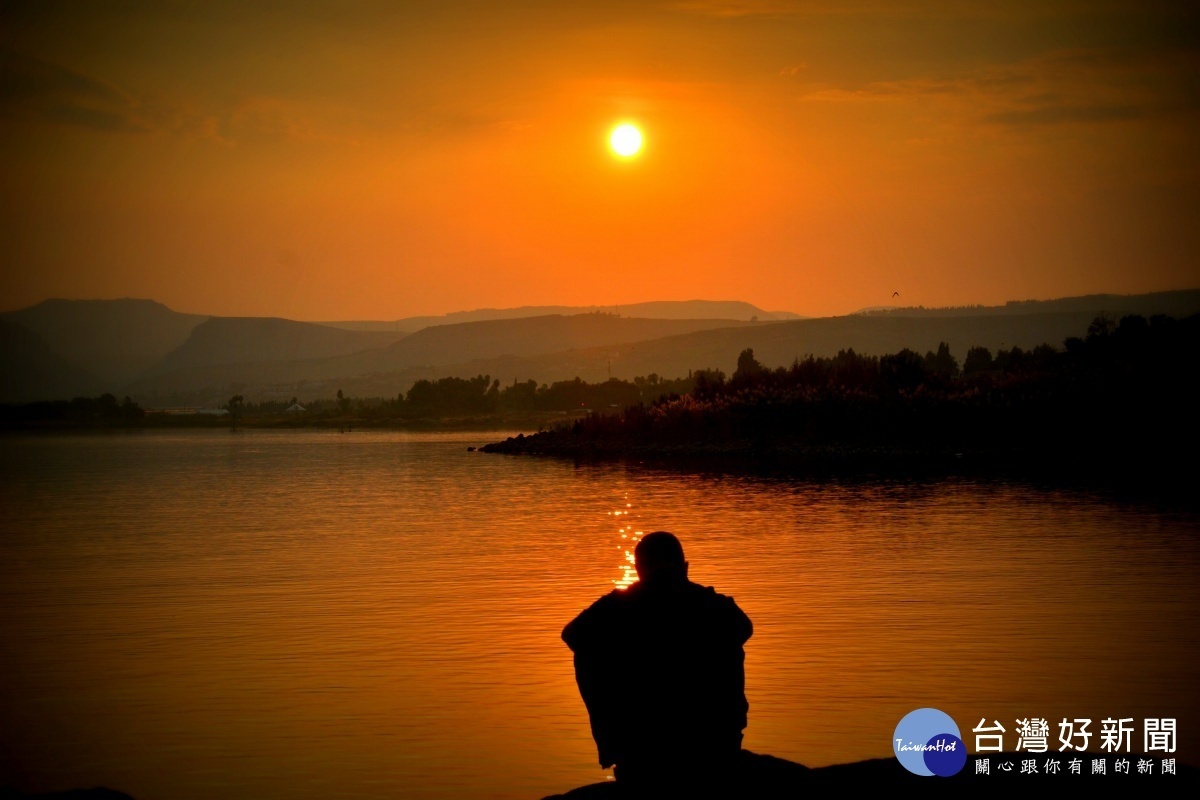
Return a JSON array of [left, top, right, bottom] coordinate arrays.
[[1, 1, 1197, 319]]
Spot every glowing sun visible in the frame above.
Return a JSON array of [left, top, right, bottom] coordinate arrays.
[[609, 123, 643, 157]]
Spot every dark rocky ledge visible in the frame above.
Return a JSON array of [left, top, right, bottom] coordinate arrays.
[[3, 752, 1194, 800], [480, 431, 1198, 500], [0, 790, 133, 800], [542, 751, 1198, 798]]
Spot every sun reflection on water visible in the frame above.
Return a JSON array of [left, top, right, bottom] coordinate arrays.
[[609, 495, 642, 589]]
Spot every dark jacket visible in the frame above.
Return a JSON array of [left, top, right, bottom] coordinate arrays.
[[562, 576, 753, 771]]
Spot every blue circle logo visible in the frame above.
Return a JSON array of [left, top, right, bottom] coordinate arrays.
[[893, 708, 967, 777]]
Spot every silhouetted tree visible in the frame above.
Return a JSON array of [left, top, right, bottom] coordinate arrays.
[[500, 379, 539, 410], [924, 342, 959, 379], [733, 348, 765, 383], [225, 394, 245, 429], [404, 375, 498, 415], [827, 348, 876, 389], [1087, 315, 1115, 339], [994, 346, 1025, 372], [963, 346, 993, 374], [692, 368, 726, 399], [880, 348, 926, 391]]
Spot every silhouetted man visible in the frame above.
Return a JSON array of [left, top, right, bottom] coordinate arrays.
[[562, 531, 752, 792]]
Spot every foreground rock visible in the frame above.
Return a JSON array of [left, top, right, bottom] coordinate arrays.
[[542, 751, 1198, 798], [0, 790, 133, 800]]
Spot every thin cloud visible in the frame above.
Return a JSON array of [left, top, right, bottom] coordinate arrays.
[[0, 50, 362, 148], [669, 1, 798, 17], [983, 104, 1147, 126], [0, 50, 147, 133], [798, 45, 1199, 130], [799, 75, 1004, 102]]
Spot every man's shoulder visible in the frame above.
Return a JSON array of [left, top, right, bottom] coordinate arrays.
[[686, 580, 742, 607], [685, 581, 753, 640], [584, 588, 630, 614], [562, 589, 628, 650]]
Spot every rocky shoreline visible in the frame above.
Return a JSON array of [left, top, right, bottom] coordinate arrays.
[[4, 752, 1194, 799], [543, 751, 1199, 798], [479, 432, 1194, 498]]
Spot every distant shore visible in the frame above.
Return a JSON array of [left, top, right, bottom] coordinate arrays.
[[480, 434, 1193, 496], [0, 410, 581, 433], [482, 313, 1197, 500]]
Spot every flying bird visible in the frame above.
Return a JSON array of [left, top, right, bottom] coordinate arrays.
[[892, 291, 900, 298]]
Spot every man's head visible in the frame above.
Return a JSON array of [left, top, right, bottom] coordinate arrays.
[[634, 531, 688, 583]]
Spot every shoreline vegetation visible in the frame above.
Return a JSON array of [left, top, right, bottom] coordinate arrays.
[[480, 313, 1197, 491], [0, 400, 590, 434], [4, 313, 1196, 493], [0, 380, 692, 434]]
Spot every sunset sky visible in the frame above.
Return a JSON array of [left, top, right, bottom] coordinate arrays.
[[1, 1, 1197, 320]]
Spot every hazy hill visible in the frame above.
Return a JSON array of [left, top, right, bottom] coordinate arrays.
[[148, 317, 407, 374], [0, 299, 208, 387], [221, 294, 1200, 403], [519, 311, 1118, 383], [16, 289, 1198, 406], [436, 300, 798, 323], [859, 289, 1200, 318], [502, 290, 1200, 384], [344, 314, 751, 370], [320, 300, 799, 332], [379, 296, 1200, 392], [0, 319, 103, 402], [130, 314, 751, 399], [357, 310, 1148, 394]]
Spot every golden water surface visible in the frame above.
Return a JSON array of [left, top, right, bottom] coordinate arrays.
[[1, 430, 1197, 799]]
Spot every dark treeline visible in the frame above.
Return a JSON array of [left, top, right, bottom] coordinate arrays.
[[236, 374, 698, 421], [0, 375, 699, 427], [401, 373, 697, 416], [6, 314, 1194, 454], [0, 393, 146, 427], [485, 314, 1199, 471]]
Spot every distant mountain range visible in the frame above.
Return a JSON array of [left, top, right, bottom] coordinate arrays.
[[0, 319, 105, 402], [856, 290, 1200, 318], [147, 317, 405, 374], [2, 298, 209, 386], [1, 291, 1197, 405], [125, 315, 754, 399], [319, 300, 801, 332]]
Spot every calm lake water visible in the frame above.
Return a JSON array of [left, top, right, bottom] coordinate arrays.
[[1, 430, 1197, 799]]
